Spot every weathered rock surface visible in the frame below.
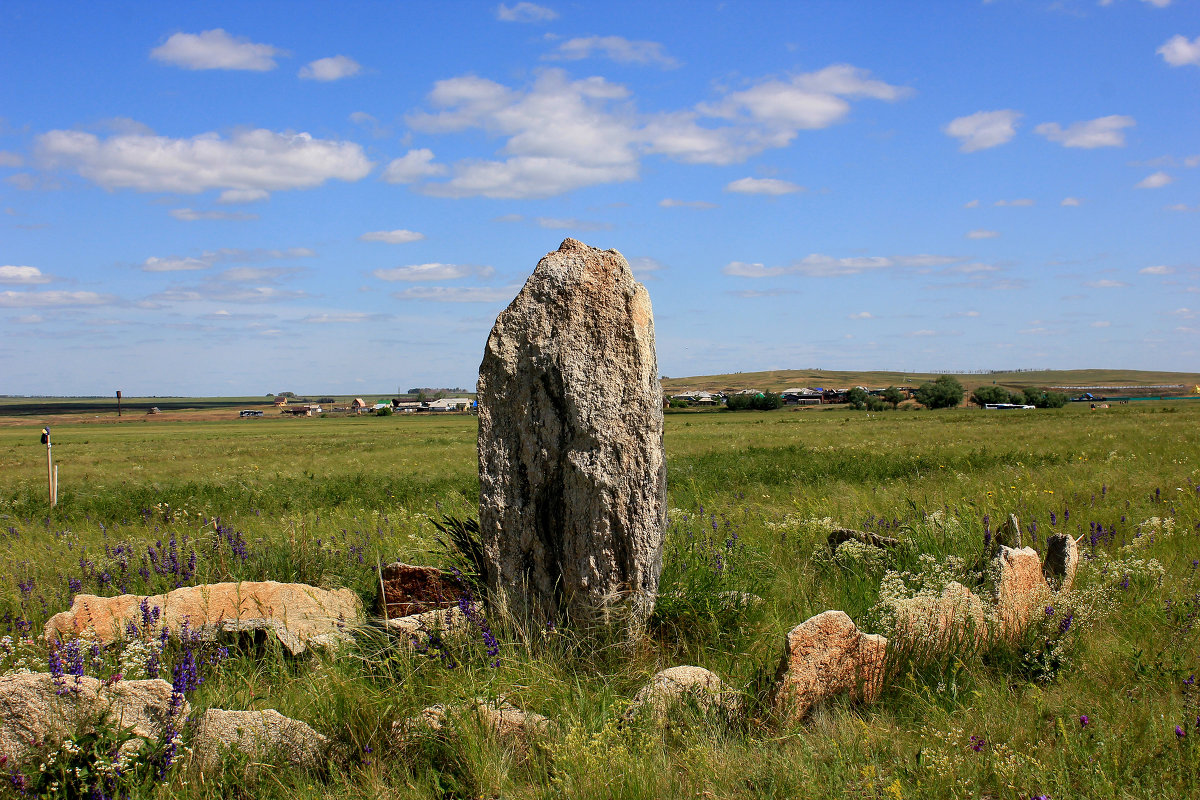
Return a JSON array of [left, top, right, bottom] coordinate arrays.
[[378, 562, 466, 618], [988, 546, 1050, 638], [0, 673, 184, 763], [191, 708, 327, 775], [994, 513, 1023, 551], [624, 666, 742, 726], [827, 528, 901, 551], [891, 581, 988, 652], [394, 698, 552, 756], [771, 610, 887, 723], [386, 602, 478, 640], [43, 581, 362, 655], [477, 238, 666, 626], [1042, 533, 1079, 592]]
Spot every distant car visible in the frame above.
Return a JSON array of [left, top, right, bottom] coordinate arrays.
[[239, 409, 264, 418]]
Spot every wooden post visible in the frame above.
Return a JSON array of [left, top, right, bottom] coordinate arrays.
[[53, 465, 58, 506], [116, 390, 122, 417], [377, 555, 389, 627], [42, 427, 54, 507]]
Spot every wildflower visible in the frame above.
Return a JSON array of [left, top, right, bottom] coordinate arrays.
[[969, 734, 986, 752], [1177, 725, 1186, 738], [1079, 715, 1089, 727]]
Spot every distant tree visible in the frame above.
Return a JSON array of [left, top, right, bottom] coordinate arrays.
[[914, 375, 965, 409], [881, 386, 905, 409], [725, 394, 752, 411], [1022, 388, 1069, 408], [668, 398, 688, 409], [845, 387, 870, 410], [750, 391, 783, 411], [866, 396, 888, 412], [971, 384, 1015, 407]]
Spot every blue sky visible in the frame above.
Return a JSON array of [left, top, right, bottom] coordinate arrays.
[[1, 0, 1198, 396]]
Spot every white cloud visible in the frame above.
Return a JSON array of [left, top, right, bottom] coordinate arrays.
[[628, 256, 666, 278], [967, 229, 1000, 239], [496, 2, 557, 22], [1171, 307, 1196, 318], [150, 29, 283, 71], [0, 290, 114, 307], [392, 285, 517, 302], [0, 265, 51, 284], [38, 127, 372, 193], [142, 256, 211, 272], [659, 198, 717, 209], [725, 177, 803, 195], [1136, 170, 1173, 188], [300, 312, 377, 324], [14, 314, 44, 324], [1158, 34, 1200, 67], [848, 311, 873, 319], [943, 109, 1022, 152], [907, 329, 938, 337], [1166, 203, 1197, 212], [1091, 320, 1111, 328], [1061, 197, 1082, 206], [170, 208, 258, 221], [217, 188, 269, 204], [534, 217, 612, 230], [360, 229, 425, 244], [1034, 115, 1135, 148], [947, 310, 981, 318], [141, 247, 312, 272], [381, 149, 447, 183], [403, 64, 908, 197], [994, 198, 1034, 207], [1085, 279, 1129, 288], [725, 254, 893, 278], [550, 36, 679, 68], [213, 266, 301, 283], [372, 263, 495, 281], [0, 151, 23, 168], [1187, 155, 1200, 168], [299, 55, 361, 81], [963, 199, 979, 208], [1139, 265, 1174, 275]]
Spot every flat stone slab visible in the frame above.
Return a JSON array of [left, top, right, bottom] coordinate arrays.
[[191, 708, 327, 776], [0, 673, 185, 764], [43, 581, 362, 655]]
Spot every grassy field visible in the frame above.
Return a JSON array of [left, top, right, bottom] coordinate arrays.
[[1, 401, 1198, 798]]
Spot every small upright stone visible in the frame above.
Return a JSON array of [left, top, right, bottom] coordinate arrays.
[[478, 238, 666, 627]]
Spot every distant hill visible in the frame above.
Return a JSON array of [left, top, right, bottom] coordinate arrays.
[[660, 369, 1200, 396]]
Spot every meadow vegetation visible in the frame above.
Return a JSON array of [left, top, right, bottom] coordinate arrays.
[[1, 401, 1198, 798]]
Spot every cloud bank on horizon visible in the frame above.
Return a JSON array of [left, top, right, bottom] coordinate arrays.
[[0, 0, 1197, 395]]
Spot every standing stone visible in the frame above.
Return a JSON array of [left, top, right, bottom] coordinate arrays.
[[478, 238, 666, 627]]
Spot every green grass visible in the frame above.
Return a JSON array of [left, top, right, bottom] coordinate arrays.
[[1, 402, 1198, 798]]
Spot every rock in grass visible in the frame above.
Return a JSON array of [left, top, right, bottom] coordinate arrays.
[[624, 665, 743, 726], [0, 673, 184, 764], [385, 602, 480, 639], [827, 528, 901, 551], [988, 546, 1050, 638], [378, 562, 467, 618], [43, 581, 362, 655], [1042, 533, 1079, 592], [477, 238, 666, 628], [770, 610, 888, 724], [891, 581, 989, 653], [394, 698, 552, 757], [191, 708, 327, 776]]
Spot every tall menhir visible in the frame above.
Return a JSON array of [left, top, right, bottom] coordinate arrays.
[[477, 238, 666, 628]]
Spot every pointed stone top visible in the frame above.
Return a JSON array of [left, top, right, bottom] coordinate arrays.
[[558, 237, 589, 252]]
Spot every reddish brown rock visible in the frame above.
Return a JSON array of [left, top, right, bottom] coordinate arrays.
[[378, 562, 466, 618], [771, 610, 888, 723], [43, 581, 362, 655], [0, 673, 185, 763], [989, 546, 1051, 638]]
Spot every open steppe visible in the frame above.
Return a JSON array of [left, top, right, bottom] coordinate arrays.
[[1, 398, 1198, 798]]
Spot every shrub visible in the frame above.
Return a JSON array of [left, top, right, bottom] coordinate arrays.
[[750, 392, 782, 411], [915, 375, 965, 409], [846, 387, 869, 410], [375, 406, 393, 416], [1022, 388, 1068, 408], [971, 385, 1021, 407], [881, 386, 905, 409]]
